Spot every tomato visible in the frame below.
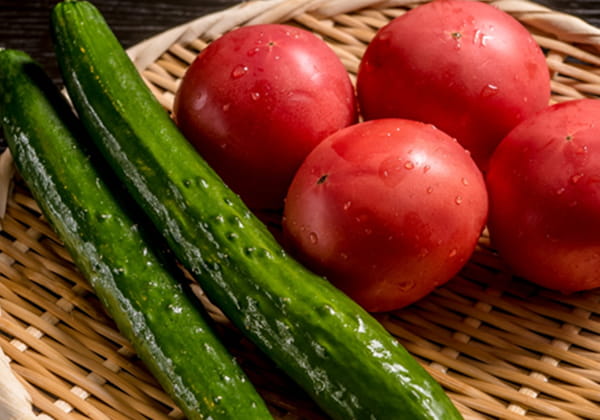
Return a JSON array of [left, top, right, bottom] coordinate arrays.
[[282, 119, 488, 312], [356, 0, 550, 171], [487, 99, 600, 293], [174, 23, 357, 210]]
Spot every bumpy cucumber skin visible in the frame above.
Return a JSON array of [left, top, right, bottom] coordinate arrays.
[[51, 2, 464, 419], [0, 49, 272, 420]]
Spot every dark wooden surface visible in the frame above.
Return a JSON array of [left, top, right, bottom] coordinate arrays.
[[2, 0, 600, 86], [0, 0, 242, 85]]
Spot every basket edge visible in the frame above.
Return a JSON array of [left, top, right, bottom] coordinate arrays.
[[126, 0, 600, 74]]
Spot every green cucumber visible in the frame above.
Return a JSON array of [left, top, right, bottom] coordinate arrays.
[[52, 1, 463, 418], [0, 49, 272, 420]]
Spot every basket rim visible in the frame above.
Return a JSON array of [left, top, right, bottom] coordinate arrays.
[[126, 0, 600, 72]]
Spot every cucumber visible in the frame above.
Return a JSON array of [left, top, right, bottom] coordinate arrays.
[[0, 49, 273, 420], [51, 2, 463, 419]]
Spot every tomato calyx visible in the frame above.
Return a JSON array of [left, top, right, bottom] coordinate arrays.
[[317, 174, 329, 184]]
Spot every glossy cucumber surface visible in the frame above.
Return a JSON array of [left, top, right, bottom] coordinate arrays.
[[0, 48, 272, 420], [51, 2, 464, 418]]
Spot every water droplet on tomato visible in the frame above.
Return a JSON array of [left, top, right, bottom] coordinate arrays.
[[250, 91, 261, 101], [480, 84, 499, 98], [231, 65, 248, 79], [379, 156, 408, 187], [418, 248, 430, 258], [571, 173, 584, 184], [448, 248, 458, 258], [343, 201, 352, 211], [473, 29, 493, 46], [404, 161, 415, 170], [309, 232, 318, 244], [398, 279, 415, 291], [556, 187, 566, 195], [355, 214, 369, 224], [455, 196, 463, 205], [247, 47, 260, 56], [461, 177, 469, 186], [423, 165, 431, 174], [192, 91, 208, 110], [426, 186, 434, 194]]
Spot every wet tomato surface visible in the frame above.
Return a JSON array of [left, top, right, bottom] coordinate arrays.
[[487, 99, 600, 293], [356, 0, 550, 171], [174, 23, 357, 210], [283, 119, 488, 312]]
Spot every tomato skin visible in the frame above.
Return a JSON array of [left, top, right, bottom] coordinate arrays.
[[487, 99, 600, 293], [283, 119, 488, 312], [356, 0, 550, 171], [174, 24, 357, 210]]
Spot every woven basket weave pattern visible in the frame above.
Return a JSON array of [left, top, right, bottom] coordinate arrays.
[[2, 0, 600, 419]]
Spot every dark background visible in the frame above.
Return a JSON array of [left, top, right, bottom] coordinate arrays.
[[0, 0, 238, 85], [2, 0, 600, 86]]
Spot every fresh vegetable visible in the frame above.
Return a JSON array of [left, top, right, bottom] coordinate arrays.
[[283, 119, 488, 312], [51, 1, 463, 419], [487, 98, 600, 293], [174, 23, 357, 211], [356, 0, 550, 171], [0, 48, 272, 420]]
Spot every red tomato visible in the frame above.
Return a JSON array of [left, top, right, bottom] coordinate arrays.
[[356, 0, 550, 171], [174, 24, 357, 210], [283, 119, 488, 312], [487, 99, 600, 293]]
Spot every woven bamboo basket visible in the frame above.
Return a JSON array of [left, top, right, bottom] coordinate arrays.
[[2, 0, 600, 418]]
